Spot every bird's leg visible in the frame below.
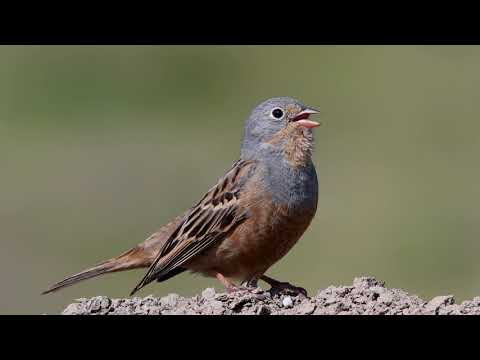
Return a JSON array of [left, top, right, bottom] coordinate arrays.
[[216, 273, 239, 293], [216, 273, 260, 294], [260, 275, 308, 297], [239, 277, 266, 293]]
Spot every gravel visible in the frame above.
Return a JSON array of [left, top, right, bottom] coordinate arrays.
[[60, 277, 480, 315]]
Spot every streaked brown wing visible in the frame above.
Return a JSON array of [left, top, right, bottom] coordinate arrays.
[[130, 159, 256, 295]]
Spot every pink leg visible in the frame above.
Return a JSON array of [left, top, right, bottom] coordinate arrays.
[[216, 273, 260, 294], [216, 273, 239, 293]]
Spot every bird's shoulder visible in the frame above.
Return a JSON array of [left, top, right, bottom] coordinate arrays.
[[193, 159, 258, 209], [160, 159, 258, 252]]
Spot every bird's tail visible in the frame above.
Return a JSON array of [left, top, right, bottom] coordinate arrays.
[[42, 246, 151, 295]]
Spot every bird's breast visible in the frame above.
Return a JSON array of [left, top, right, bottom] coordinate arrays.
[[212, 194, 317, 280], [211, 168, 317, 279], [262, 159, 318, 214]]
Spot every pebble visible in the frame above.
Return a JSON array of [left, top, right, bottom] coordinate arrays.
[[282, 296, 293, 308], [201, 288, 216, 300]]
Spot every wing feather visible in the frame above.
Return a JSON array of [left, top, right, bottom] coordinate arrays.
[[130, 159, 255, 295]]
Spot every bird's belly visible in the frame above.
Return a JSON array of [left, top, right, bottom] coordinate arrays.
[[185, 205, 316, 282]]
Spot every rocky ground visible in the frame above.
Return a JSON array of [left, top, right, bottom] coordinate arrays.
[[61, 277, 480, 315]]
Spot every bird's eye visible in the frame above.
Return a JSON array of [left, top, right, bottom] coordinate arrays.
[[271, 108, 284, 119]]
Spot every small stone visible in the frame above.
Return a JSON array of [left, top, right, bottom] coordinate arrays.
[[62, 303, 82, 315], [214, 294, 229, 302], [472, 297, 480, 305], [353, 277, 385, 289], [296, 301, 316, 315], [377, 293, 394, 305], [211, 301, 226, 315], [425, 295, 455, 314], [428, 295, 454, 307], [201, 300, 225, 315], [325, 303, 342, 315], [100, 297, 111, 308], [147, 307, 162, 315], [337, 287, 353, 297], [201, 288, 216, 300], [256, 305, 271, 315], [184, 308, 199, 315], [282, 296, 293, 308], [161, 294, 180, 308], [88, 296, 111, 313], [230, 297, 251, 312], [438, 304, 460, 315], [141, 295, 157, 305], [324, 296, 337, 305], [370, 286, 386, 295]]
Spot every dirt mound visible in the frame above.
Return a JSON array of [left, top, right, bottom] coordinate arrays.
[[60, 277, 480, 315]]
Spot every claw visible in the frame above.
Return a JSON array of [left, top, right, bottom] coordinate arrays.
[[260, 275, 308, 298], [270, 282, 308, 297], [217, 273, 259, 294]]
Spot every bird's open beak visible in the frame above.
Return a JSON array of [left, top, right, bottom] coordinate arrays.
[[292, 108, 321, 128]]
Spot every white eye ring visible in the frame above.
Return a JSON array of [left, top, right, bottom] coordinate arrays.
[[270, 107, 285, 119]]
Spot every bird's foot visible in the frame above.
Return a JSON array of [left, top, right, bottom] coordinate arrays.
[[216, 273, 264, 297], [228, 281, 262, 295], [269, 282, 308, 298], [216, 273, 254, 294], [260, 275, 308, 298]]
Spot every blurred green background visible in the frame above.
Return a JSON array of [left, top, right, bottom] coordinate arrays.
[[1, 45, 480, 314]]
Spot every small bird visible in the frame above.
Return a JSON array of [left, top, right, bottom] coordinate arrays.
[[42, 97, 321, 297]]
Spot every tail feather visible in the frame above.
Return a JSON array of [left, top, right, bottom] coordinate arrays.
[[42, 247, 150, 295]]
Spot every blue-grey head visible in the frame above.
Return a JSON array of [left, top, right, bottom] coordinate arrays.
[[240, 97, 321, 162]]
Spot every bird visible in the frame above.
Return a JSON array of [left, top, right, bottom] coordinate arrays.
[[42, 96, 321, 297]]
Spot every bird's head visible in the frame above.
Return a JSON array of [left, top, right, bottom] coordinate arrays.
[[241, 97, 321, 165]]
